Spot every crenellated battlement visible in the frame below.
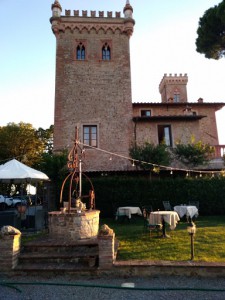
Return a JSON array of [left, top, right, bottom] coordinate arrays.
[[159, 73, 188, 90], [161, 73, 188, 81], [159, 73, 188, 103], [50, 1, 135, 37], [64, 10, 122, 18]]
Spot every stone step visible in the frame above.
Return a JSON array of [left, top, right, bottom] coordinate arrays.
[[21, 237, 99, 253], [15, 262, 98, 274], [22, 244, 98, 254], [18, 236, 99, 270], [22, 236, 98, 247], [19, 251, 98, 265]]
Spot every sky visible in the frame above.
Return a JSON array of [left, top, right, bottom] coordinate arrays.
[[1, 0, 225, 143]]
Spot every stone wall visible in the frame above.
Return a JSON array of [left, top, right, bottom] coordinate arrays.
[[98, 233, 115, 269], [48, 210, 100, 241], [0, 233, 21, 270], [98, 225, 117, 269]]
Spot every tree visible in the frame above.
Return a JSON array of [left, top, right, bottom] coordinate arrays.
[[173, 140, 215, 167], [0, 122, 46, 166], [129, 142, 171, 170], [36, 151, 68, 209], [196, 0, 225, 59], [37, 125, 54, 154]]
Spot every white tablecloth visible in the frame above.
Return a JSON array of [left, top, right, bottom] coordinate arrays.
[[116, 206, 142, 219], [174, 205, 198, 219], [149, 211, 180, 230]]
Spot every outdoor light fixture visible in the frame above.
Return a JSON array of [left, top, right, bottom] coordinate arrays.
[[187, 221, 196, 260]]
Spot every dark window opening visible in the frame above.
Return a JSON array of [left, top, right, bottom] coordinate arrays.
[[141, 110, 151, 117], [102, 43, 111, 60], [174, 94, 180, 103], [158, 125, 172, 146], [77, 43, 85, 60]]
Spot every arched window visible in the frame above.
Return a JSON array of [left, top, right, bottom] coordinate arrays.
[[102, 43, 111, 60], [173, 89, 180, 102], [76, 43, 85, 60]]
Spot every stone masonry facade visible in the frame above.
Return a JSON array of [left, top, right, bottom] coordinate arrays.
[[133, 100, 223, 147], [51, 1, 135, 172]]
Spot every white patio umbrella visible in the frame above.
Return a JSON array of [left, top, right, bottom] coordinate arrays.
[[0, 159, 49, 183]]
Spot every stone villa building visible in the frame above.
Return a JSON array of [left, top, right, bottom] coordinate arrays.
[[50, 0, 225, 172]]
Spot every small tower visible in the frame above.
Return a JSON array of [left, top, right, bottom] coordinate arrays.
[[159, 73, 188, 103], [123, 0, 135, 36], [123, 0, 133, 18], [51, 0, 62, 17]]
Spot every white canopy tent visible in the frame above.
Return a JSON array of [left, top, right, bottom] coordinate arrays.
[[0, 159, 49, 183], [0, 159, 49, 230]]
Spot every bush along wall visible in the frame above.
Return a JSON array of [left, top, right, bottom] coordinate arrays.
[[82, 176, 225, 218]]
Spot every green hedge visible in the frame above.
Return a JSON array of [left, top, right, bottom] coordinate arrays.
[[82, 176, 225, 217]]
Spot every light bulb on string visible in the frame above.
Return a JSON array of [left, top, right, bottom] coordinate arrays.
[[132, 160, 135, 167], [153, 166, 160, 173], [170, 169, 173, 175], [221, 170, 225, 177]]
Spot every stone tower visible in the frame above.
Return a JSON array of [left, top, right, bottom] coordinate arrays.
[[50, 1, 135, 171], [159, 73, 188, 103]]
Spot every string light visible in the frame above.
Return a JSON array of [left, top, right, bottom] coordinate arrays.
[[221, 170, 225, 177], [78, 141, 224, 177], [153, 166, 160, 173]]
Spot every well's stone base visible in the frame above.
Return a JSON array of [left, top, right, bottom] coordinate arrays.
[[48, 210, 100, 241]]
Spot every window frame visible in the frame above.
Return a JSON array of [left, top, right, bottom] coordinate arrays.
[[158, 124, 172, 147], [173, 89, 180, 103], [141, 110, 151, 117], [83, 125, 98, 148], [102, 42, 111, 60], [100, 40, 112, 61], [76, 42, 85, 60]]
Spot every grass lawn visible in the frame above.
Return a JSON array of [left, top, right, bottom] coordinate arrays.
[[100, 216, 225, 262]]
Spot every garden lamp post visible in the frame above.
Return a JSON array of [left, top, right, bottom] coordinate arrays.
[[187, 221, 196, 260]]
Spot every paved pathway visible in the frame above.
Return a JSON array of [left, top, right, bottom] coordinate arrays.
[[1, 275, 225, 299]]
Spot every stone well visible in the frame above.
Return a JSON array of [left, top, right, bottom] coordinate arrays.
[[48, 210, 100, 241]]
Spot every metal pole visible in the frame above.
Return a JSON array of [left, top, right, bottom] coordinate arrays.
[[191, 233, 194, 260], [79, 159, 82, 198]]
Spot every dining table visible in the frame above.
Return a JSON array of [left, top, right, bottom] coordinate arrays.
[[174, 205, 198, 220], [149, 210, 180, 238], [115, 206, 142, 220]]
